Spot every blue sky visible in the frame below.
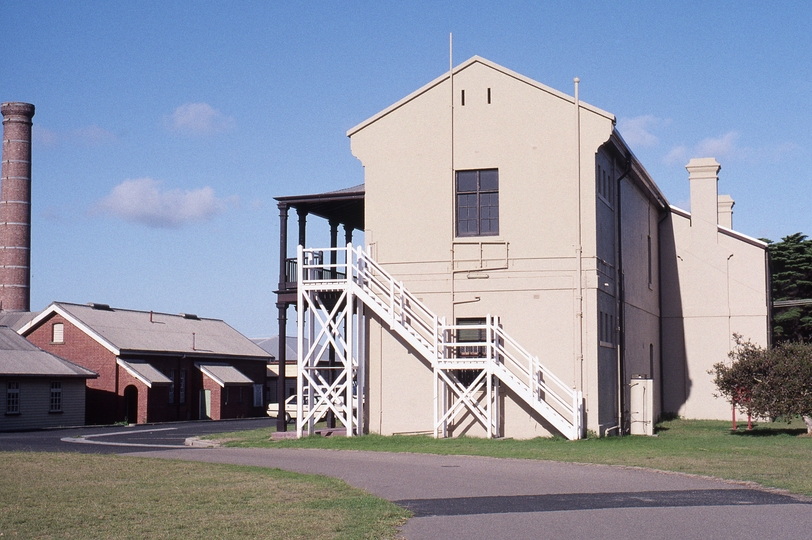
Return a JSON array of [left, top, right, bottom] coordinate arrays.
[[2, 1, 810, 338]]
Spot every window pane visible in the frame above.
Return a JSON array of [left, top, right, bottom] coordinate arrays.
[[456, 193, 479, 236], [480, 192, 499, 235], [479, 169, 498, 191], [457, 171, 478, 192]]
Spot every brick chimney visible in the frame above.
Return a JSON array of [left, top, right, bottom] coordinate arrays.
[[1, 102, 35, 312]]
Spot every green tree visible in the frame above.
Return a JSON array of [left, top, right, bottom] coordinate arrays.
[[767, 233, 812, 343], [713, 335, 812, 433]]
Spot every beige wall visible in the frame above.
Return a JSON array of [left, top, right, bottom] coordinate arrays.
[[660, 158, 769, 420], [351, 57, 625, 437], [349, 58, 767, 437]]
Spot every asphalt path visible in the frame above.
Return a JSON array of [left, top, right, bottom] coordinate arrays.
[[0, 417, 277, 454], [3, 421, 811, 539]]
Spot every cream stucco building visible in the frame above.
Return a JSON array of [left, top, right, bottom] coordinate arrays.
[[275, 56, 769, 438]]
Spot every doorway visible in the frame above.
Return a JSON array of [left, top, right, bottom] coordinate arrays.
[[199, 389, 211, 420], [123, 385, 138, 424]]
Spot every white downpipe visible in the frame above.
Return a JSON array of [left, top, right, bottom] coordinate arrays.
[[296, 245, 305, 438], [574, 77, 585, 417]]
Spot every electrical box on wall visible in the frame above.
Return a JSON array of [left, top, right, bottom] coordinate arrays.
[[630, 375, 654, 436]]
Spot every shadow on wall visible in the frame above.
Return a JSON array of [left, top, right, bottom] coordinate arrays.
[[659, 215, 691, 415], [85, 387, 118, 425]]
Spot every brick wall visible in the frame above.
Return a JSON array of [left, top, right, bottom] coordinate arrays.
[[26, 313, 117, 424]]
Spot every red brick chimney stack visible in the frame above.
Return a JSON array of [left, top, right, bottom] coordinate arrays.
[[1, 102, 35, 312]]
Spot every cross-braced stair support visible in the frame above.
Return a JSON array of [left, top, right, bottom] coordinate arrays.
[[296, 244, 583, 440]]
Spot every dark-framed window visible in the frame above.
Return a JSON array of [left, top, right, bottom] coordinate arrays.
[[50, 382, 62, 412], [455, 318, 487, 386], [7, 381, 20, 414], [456, 169, 499, 237], [168, 369, 176, 405], [179, 369, 187, 405]]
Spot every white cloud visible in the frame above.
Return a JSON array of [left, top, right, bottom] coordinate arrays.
[[164, 102, 235, 136], [663, 131, 740, 166], [616, 115, 665, 148], [32, 124, 116, 147], [94, 177, 237, 228], [695, 131, 739, 159], [663, 145, 689, 166], [33, 126, 59, 148]]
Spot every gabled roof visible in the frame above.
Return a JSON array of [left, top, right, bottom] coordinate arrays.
[[347, 55, 614, 137], [195, 362, 253, 386], [0, 326, 97, 378], [19, 302, 272, 361], [117, 359, 172, 387], [669, 205, 768, 249]]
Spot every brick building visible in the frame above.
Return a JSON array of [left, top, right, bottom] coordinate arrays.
[[1, 326, 96, 431], [20, 302, 270, 425]]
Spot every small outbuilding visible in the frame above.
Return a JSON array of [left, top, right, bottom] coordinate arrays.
[[0, 326, 97, 431]]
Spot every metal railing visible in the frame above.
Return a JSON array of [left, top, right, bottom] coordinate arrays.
[[297, 244, 583, 440]]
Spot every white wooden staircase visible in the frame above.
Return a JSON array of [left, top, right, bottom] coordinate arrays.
[[296, 244, 583, 440]]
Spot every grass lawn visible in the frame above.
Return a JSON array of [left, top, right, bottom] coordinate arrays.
[[0, 452, 409, 539], [211, 418, 812, 496]]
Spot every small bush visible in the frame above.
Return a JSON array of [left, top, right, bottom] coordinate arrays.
[[712, 335, 812, 433]]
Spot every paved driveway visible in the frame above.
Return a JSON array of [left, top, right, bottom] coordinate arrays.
[[3, 423, 810, 539], [132, 447, 812, 540]]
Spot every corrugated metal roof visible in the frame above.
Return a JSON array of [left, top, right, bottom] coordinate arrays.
[[117, 359, 172, 387], [0, 311, 38, 331], [0, 326, 97, 378], [27, 303, 272, 359], [195, 362, 253, 386]]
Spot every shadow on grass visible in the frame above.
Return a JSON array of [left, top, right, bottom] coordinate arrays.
[[730, 427, 808, 437]]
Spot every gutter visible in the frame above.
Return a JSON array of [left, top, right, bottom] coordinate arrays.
[[615, 151, 632, 435]]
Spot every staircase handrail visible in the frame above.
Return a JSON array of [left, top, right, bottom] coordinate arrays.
[[350, 245, 441, 359], [299, 244, 582, 439], [491, 324, 577, 415]]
